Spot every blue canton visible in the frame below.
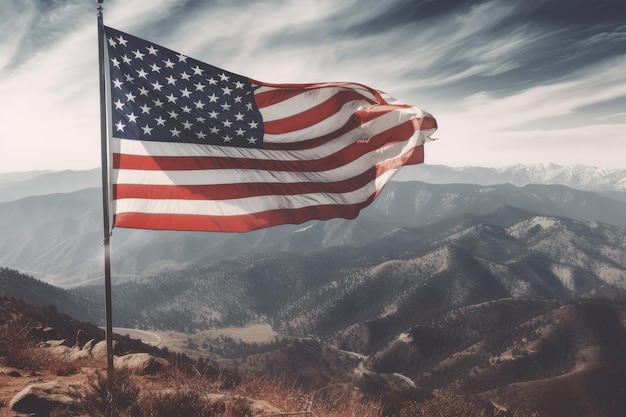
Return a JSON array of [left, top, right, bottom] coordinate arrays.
[[105, 26, 264, 148]]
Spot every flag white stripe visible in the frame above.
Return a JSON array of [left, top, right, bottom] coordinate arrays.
[[115, 169, 398, 217]]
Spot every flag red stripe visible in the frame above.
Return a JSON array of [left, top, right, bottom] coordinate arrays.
[[262, 89, 377, 135], [114, 191, 382, 233], [253, 81, 378, 108]]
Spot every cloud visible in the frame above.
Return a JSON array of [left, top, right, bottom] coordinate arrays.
[[0, 0, 624, 172]]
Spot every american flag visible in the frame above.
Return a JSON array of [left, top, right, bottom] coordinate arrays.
[[104, 26, 437, 232]]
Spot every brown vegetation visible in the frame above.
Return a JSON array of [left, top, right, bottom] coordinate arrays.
[[0, 295, 546, 417]]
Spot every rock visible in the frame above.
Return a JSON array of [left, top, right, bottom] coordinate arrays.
[[8, 370, 21, 377], [9, 381, 76, 416], [49, 345, 91, 362], [91, 340, 121, 359], [115, 352, 169, 375], [82, 338, 97, 352], [75, 329, 91, 348], [46, 339, 71, 347]]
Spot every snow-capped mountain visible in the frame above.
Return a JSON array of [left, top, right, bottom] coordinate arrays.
[[394, 163, 626, 198]]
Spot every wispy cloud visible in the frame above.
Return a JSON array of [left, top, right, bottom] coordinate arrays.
[[0, 0, 624, 172]]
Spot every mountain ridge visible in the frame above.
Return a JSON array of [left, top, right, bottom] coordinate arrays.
[[1, 180, 624, 286]]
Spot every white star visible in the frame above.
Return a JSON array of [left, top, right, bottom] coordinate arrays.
[[168, 110, 179, 119], [140, 104, 151, 114], [113, 78, 123, 89], [170, 127, 181, 137], [137, 68, 148, 79], [166, 93, 177, 103], [111, 57, 120, 68], [163, 59, 175, 68], [194, 100, 205, 109], [147, 45, 158, 55], [234, 96, 243, 103], [180, 71, 191, 81], [154, 98, 164, 107], [247, 136, 258, 144], [138, 86, 149, 96], [150, 63, 161, 73], [113, 99, 124, 110], [234, 81, 245, 89], [142, 125, 153, 135], [222, 119, 233, 128], [181, 105, 192, 113], [210, 126, 220, 134], [248, 120, 259, 129], [196, 116, 206, 123], [127, 112, 138, 123], [196, 131, 207, 140], [182, 120, 193, 129], [107, 37, 116, 46], [117, 35, 128, 46], [133, 49, 145, 60], [115, 120, 126, 131], [207, 93, 218, 103], [124, 74, 134, 82], [222, 86, 233, 95], [220, 102, 232, 111], [194, 82, 205, 91], [222, 134, 233, 143], [219, 73, 229, 82], [125, 92, 136, 102], [176, 53, 187, 62], [235, 127, 245, 136], [192, 65, 203, 75], [180, 88, 192, 98], [155, 116, 166, 126], [165, 75, 177, 85], [151, 81, 163, 91], [234, 112, 245, 121], [207, 77, 217, 85], [246, 102, 254, 111], [208, 110, 219, 119], [121, 55, 132, 64]]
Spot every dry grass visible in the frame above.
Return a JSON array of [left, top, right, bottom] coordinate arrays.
[[398, 393, 539, 417], [0, 298, 537, 417]]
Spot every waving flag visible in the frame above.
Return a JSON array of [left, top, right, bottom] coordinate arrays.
[[103, 26, 437, 232]]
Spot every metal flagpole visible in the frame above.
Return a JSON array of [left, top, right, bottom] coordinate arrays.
[[97, 0, 115, 380]]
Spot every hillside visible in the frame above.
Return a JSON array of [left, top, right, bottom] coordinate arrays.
[[367, 298, 626, 417], [0, 296, 512, 417], [56, 209, 624, 337]]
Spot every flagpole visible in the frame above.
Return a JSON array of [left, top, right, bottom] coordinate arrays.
[[97, 0, 115, 380]]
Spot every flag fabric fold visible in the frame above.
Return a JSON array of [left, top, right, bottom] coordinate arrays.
[[103, 26, 437, 232]]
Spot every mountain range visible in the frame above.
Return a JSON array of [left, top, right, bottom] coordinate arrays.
[[2, 205, 625, 416], [1, 168, 625, 286], [2, 163, 626, 416]]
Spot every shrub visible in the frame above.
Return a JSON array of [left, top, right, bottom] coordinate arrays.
[[143, 390, 221, 417], [78, 369, 141, 417], [399, 394, 539, 417]]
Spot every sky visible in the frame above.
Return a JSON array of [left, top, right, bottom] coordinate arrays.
[[0, 0, 624, 173]]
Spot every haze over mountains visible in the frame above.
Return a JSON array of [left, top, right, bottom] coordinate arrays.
[[1, 164, 625, 286]]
